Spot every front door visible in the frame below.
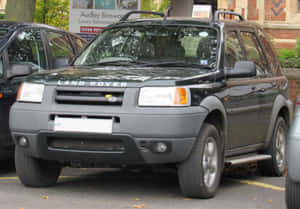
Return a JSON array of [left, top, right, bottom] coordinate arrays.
[[223, 29, 261, 149]]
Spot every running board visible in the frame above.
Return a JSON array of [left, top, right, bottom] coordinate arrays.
[[225, 154, 272, 166]]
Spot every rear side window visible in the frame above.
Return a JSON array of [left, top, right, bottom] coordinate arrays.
[[224, 31, 243, 68], [257, 29, 281, 75], [7, 29, 46, 72], [46, 31, 75, 64], [70, 35, 87, 53], [240, 32, 266, 75]]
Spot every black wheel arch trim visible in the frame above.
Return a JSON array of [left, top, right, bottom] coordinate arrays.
[[264, 94, 293, 150]]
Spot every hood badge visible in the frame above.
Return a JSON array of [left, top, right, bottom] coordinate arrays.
[[57, 80, 127, 88]]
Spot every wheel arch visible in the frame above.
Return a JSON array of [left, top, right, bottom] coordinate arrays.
[[200, 96, 228, 151], [264, 94, 293, 150]]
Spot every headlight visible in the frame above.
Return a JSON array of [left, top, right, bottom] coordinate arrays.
[[138, 87, 190, 107], [17, 82, 45, 103]]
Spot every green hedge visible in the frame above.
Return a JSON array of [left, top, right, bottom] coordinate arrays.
[[278, 37, 300, 68]]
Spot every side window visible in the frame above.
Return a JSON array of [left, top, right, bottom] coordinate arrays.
[[0, 58, 3, 78], [257, 29, 281, 75], [7, 29, 46, 72], [224, 31, 243, 68], [240, 32, 266, 75], [46, 31, 75, 65], [70, 35, 87, 53]]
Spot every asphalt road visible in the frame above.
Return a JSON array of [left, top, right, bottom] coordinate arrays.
[[0, 160, 287, 209]]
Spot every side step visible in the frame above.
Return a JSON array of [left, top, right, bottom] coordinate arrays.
[[225, 154, 272, 166]]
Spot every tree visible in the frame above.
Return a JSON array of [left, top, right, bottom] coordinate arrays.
[[34, 0, 69, 30], [5, 0, 36, 22]]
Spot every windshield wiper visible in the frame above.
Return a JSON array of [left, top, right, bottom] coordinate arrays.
[[141, 61, 213, 69], [84, 59, 152, 67]]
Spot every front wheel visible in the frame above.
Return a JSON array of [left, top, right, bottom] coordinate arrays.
[[15, 146, 61, 187], [178, 123, 223, 198], [286, 174, 300, 209]]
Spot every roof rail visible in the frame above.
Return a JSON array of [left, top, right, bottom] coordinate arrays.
[[120, 10, 165, 22], [214, 10, 244, 22]]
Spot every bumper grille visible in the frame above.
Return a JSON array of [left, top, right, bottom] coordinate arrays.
[[55, 87, 124, 106], [47, 136, 125, 152]]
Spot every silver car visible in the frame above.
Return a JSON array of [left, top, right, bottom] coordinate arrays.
[[286, 102, 300, 209]]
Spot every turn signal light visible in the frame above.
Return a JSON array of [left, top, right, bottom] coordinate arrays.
[[16, 83, 24, 101], [0, 93, 2, 99], [174, 88, 188, 105]]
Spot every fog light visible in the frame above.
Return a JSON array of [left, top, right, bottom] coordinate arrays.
[[19, 136, 28, 147], [154, 142, 168, 153]]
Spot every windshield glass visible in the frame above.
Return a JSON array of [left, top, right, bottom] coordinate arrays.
[[74, 25, 219, 70]]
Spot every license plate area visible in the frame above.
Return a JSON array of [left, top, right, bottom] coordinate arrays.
[[54, 116, 113, 134]]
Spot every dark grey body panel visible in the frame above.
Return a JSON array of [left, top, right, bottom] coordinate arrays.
[[10, 85, 208, 164]]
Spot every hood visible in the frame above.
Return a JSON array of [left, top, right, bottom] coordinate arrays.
[[26, 65, 209, 87]]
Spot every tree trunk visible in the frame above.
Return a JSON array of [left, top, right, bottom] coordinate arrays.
[[5, 0, 36, 22]]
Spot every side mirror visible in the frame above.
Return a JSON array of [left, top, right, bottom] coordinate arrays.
[[226, 61, 257, 78], [54, 57, 70, 69], [7, 64, 32, 79]]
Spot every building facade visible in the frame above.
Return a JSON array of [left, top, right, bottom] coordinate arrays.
[[171, 0, 300, 49], [0, 0, 6, 13], [219, 0, 300, 49]]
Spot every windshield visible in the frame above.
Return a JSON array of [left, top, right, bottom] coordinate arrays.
[[74, 25, 219, 69]]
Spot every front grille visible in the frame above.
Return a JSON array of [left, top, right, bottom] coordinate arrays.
[[55, 87, 125, 106], [47, 136, 125, 152]]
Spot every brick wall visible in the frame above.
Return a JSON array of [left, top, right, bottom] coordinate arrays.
[[265, 0, 286, 21], [288, 80, 300, 104]]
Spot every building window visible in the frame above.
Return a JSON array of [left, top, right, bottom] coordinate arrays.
[[298, 0, 300, 12]]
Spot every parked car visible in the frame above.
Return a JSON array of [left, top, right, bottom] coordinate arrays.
[[10, 11, 292, 198], [0, 21, 87, 159], [286, 99, 300, 209]]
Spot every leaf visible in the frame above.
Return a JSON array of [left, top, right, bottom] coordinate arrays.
[[269, 199, 273, 203], [135, 198, 140, 201], [252, 198, 257, 201], [43, 195, 49, 199]]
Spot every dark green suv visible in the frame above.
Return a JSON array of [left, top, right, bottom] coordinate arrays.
[[10, 11, 292, 198]]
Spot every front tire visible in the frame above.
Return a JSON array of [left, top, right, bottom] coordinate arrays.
[[15, 146, 61, 187], [286, 174, 300, 209], [259, 117, 287, 176], [178, 123, 223, 198]]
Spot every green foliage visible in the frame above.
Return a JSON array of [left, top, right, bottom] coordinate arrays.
[[34, 0, 69, 30], [0, 14, 4, 19], [141, 0, 171, 17], [278, 37, 300, 68]]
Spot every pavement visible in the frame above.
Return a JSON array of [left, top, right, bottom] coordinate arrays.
[[0, 160, 287, 209]]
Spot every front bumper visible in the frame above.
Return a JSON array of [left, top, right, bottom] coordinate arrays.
[[10, 103, 207, 165]]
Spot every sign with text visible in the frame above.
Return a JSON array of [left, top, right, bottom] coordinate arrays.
[[70, 0, 141, 41], [192, 5, 212, 19]]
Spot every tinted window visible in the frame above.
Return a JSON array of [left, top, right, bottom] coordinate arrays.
[[224, 31, 243, 68], [240, 32, 265, 75], [0, 58, 3, 78], [7, 29, 46, 72], [257, 29, 281, 75], [70, 35, 87, 52], [46, 31, 74, 63], [74, 26, 219, 70]]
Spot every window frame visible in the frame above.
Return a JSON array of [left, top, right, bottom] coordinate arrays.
[[43, 29, 76, 69], [239, 30, 269, 76], [223, 29, 246, 69], [6, 28, 48, 73]]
